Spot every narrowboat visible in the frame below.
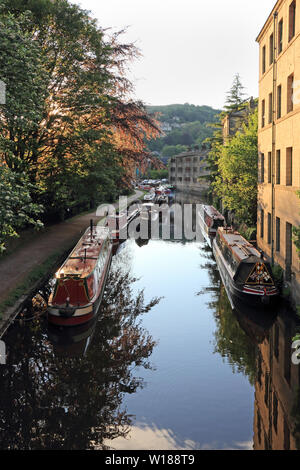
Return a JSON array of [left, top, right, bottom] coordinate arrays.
[[198, 205, 225, 244], [213, 227, 279, 306], [143, 192, 155, 202], [48, 223, 112, 326], [106, 206, 140, 242]]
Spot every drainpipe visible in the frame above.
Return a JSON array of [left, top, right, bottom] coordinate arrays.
[[271, 11, 278, 267]]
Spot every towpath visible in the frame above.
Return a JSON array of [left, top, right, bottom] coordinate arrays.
[[0, 191, 142, 305]]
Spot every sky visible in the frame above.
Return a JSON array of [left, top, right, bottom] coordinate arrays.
[[72, 0, 276, 110]]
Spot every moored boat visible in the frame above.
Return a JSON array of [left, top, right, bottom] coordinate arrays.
[[48, 223, 112, 326], [198, 205, 225, 244], [213, 227, 279, 306], [106, 206, 140, 242]]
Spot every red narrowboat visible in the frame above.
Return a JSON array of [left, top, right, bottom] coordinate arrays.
[[48, 224, 112, 326]]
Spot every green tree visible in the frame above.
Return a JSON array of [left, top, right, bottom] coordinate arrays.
[[0, 164, 43, 252], [213, 109, 258, 226], [224, 73, 247, 112]]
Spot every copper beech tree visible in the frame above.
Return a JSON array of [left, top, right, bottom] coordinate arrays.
[[0, 0, 162, 244]]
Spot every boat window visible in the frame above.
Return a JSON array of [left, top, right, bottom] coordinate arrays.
[[86, 274, 95, 299]]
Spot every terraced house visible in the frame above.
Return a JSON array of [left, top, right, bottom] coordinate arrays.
[[257, 0, 300, 302]]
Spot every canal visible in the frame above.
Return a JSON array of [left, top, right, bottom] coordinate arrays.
[[0, 193, 300, 450]]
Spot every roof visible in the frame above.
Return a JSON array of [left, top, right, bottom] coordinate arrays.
[[256, 0, 282, 43], [56, 226, 110, 279], [218, 228, 261, 262], [203, 205, 225, 220]]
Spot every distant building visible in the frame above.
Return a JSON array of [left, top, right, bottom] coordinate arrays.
[[168, 148, 210, 195], [256, 0, 300, 302]]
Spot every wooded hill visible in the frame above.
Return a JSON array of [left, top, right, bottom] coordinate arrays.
[[146, 104, 221, 160]]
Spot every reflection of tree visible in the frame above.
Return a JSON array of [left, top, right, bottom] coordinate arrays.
[[0, 267, 160, 449], [213, 286, 257, 386], [196, 243, 221, 311]]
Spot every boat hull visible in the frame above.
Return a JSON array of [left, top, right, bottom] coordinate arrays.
[[48, 249, 112, 326], [213, 240, 278, 309]]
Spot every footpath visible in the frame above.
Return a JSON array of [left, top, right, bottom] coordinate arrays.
[[0, 190, 142, 336]]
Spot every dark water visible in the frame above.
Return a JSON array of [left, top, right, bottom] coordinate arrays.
[[0, 193, 300, 450]]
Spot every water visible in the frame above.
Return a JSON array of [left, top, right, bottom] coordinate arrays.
[[0, 193, 299, 450]]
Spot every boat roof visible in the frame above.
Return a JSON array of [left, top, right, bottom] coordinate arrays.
[[203, 205, 225, 220], [56, 226, 110, 279], [218, 227, 261, 262]]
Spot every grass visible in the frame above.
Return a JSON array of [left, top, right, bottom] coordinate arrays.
[[0, 247, 69, 319]]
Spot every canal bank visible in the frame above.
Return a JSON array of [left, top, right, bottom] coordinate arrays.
[[0, 192, 299, 450], [0, 190, 143, 338]]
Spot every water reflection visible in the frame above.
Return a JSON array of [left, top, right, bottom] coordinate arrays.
[[0, 263, 160, 449], [1, 192, 300, 450]]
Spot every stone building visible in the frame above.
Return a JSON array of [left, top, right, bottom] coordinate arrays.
[[222, 97, 257, 143], [168, 148, 210, 195], [253, 311, 300, 450], [256, 0, 300, 302]]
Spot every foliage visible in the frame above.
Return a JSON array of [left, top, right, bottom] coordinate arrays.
[[147, 169, 169, 180], [0, 0, 160, 246], [293, 190, 300, 257], [0, 164, 43, 253], [213, 286, 257, 386], [213, 109, 258, 226], [146, 104, 220, 158], [224, 73, 247, 112]]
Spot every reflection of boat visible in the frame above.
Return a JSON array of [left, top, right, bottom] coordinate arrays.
[[213, 227, 279, 306], [47, 318, 97, 357], [48, 223, 112, 326], [106, 207, 140, 242], [198, 205, 225, 244], [232, 296, 278, 344]]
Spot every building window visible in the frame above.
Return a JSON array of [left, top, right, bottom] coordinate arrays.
[[274, 323, 279, 359], [260, 209, 264, 239], [277, 85, 282, 119], [268, 151, 272, 183], [278, 19, 283, 54], [284, 418, 290, 450], [261, 100, 266, 128], [273, 393, 278, 434], [289, 0, 296, 42], [267, 213, 272, 244], [276, 217, 280, 252], [262, 45, 266, 74], [276, 150, 281, 184], [260, 153, 265, 183], [269, 33, 274, 65], [287, 73, 294, 113], [268, 92, 273, 124], [286, 147, 293, 186], [264, 372, 270, 406]]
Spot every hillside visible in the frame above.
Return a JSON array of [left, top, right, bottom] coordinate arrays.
[[146, 104, 221, 161]]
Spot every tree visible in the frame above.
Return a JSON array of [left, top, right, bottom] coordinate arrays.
[[213, 109, 258, 226], [224, 73, 247, 112], [0, 164, 43, 252], [0, 1, 160, 224]]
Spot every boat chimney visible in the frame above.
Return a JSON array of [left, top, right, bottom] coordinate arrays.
[[90, 219, 93, 241]]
